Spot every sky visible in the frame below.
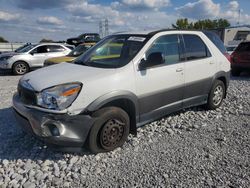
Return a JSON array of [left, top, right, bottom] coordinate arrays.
[[0, 0, 249, 42]]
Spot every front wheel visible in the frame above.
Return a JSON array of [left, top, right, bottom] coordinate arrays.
[[88, 107, 130, 154], [206, 80, 225, 110], [12, 61, 29, 75]]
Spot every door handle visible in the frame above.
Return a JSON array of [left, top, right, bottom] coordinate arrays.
[[209, 61, 215, 64], [176, 68, 183, 72]]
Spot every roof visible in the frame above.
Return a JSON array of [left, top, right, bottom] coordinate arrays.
[[38, 43, 68, 46], [113, 29, 205, 36]]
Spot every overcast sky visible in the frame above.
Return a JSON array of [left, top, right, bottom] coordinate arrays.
[[0, 0, 249, 42]]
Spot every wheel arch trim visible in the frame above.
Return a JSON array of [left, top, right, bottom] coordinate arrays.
[[86, 90, 139, 116]]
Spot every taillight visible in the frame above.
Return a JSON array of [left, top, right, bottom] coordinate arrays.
[[224, 52, 231, 63]]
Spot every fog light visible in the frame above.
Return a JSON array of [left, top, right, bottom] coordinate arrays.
[[48, 124, 60, 136]]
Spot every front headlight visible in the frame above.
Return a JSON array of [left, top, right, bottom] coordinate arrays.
[[36, 83, 82, 110]]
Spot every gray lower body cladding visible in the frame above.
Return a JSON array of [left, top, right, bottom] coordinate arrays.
[[138, 77, 213, 125]]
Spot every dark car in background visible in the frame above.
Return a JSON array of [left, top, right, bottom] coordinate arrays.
[[231, 41, 250, 76], [67, 33, 100, 46]]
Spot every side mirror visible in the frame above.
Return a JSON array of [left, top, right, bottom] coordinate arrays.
[[138, 59, 147, 71], [138, 52, 164, 70], [30, 52, 34, 56]]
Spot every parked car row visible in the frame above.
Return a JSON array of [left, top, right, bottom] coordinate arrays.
[[0, 32, 101, 75], [0, 41, 99, 75]]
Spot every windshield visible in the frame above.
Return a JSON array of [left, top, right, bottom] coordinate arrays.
[[15, 44, 31, 53], [68, 44, 93, 57], [74, 35, 149, 68], [18, 45, 36, 53]]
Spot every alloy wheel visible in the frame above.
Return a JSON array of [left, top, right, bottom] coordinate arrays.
[[212, 85, 224, 106], [15, 64, 27, 74]]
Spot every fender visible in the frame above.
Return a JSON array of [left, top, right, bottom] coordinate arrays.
[[211, 71, 230, 89], [86, 90, 139, 119]]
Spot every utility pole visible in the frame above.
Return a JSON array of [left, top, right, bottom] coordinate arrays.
[[99, 21, 103, 38], [104, 19, 109, 37], [99, 19, 109, 38], [237, 9, 241, 25]]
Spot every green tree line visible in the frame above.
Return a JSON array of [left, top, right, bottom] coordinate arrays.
[[172, 18, 230, 30], [0, 36, 8, 43]]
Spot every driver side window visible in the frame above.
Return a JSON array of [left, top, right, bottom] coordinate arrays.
[[146, 35, 180, 66], [31, 45, 48, 54]]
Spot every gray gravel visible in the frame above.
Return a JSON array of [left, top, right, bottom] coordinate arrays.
[[0, 71, 249, 188]]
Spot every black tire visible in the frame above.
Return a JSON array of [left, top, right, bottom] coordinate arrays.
[[231, 69, 241, 77], [88, 107, 130, 154], [12, 61, 29, 75], [206, 80, 225, 110]]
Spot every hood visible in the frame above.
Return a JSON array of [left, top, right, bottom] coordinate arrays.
[[21, 63, 115, 91], [46, 56, 75, 63], [0, 52, 18, 57]]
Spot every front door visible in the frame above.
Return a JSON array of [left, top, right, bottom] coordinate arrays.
[[135, 34, 185, 123], [29, 45, 49, 67]]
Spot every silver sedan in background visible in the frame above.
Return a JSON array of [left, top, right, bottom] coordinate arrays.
[[0, 43, 72, 75]]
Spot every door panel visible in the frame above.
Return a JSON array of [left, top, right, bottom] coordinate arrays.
[[182, 34, 216, 107], [29, 53, 49, 67], [135, 34, 185, 123], [29, 45, 49, 67]]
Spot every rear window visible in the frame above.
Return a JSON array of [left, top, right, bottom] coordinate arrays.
[[203, 31, 226, 54], [235, 42, 250, 52], [183, 34, 211, 61], [47, 45, 65, 52]]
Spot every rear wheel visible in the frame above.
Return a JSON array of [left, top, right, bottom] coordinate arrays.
[[12, 61, 29, 75], [88, 107, 130, 153], [206, 80, 225, 110]]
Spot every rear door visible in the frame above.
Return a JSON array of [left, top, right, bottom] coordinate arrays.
[[47, 45, 69, 57], [182, 34, 216, 108], [135, 34, 185, 122]]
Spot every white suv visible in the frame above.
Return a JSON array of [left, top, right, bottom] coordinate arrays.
[[12, 30, 230, 153], [0, 43, 72, 75]]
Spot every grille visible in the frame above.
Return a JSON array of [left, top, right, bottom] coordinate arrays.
[[18, 83, 36, 105]]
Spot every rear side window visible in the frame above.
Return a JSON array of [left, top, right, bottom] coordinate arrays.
[[235, 43, 250, 52], [47, 45, 65, 52], [203, 31, 226, 54], [183, 35, 211, 61]]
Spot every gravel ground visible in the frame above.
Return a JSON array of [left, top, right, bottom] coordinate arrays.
[[0, 71, 249, 188]]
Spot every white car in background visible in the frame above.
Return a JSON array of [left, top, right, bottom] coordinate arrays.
[[0, 43, 72, 75]]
